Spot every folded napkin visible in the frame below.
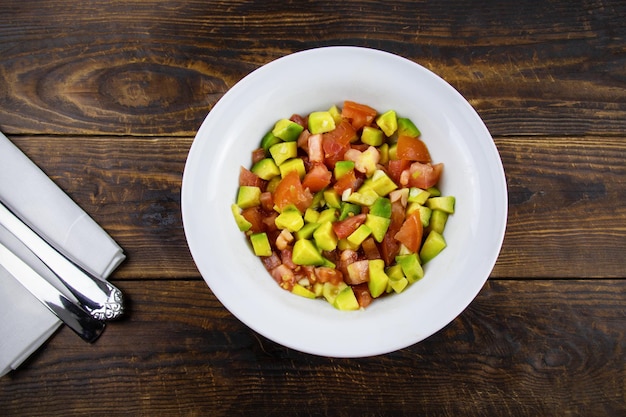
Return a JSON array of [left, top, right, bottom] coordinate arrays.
[[0, 132, 126, 376]]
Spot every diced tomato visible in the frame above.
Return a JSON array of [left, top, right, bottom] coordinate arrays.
[[407, 162, 443, 189], [323, 120, 356, 146], [307, 134, 323, 163], [332, 169, 362, 196], [386, 159, 410, 186], [239, 166, 265, 188], [362, 237, 381, 260], [280, 249, 297, 270], [394, 211, 423, 253], [341, 101, 377, 130], [262, 212, 279, 232], [378, 201, 405, 265], [337, 249, 358, 278], [297, 129, 312, 152], [315, 267, 344, 285], [251, 148, 266, 164], [332, 213, 367, 239], [241, 207, 266, 233], [270, 264, 294, 285], [273, 170, 314, 213], [396, 135, 431, 163], [302, 163, 332, 193], [260, 191, 274, 212], [290, 113, 307, 128], [261, 252, 281, 271], [352, 283, 373, 308]]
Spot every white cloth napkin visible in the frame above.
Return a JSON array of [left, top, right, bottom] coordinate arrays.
[[0, 132, 126, 376]]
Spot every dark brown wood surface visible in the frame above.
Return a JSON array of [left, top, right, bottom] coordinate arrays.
[[1, 1, 624, 415]]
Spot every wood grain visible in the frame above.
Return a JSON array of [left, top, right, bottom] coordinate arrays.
[[1, 1, 625, 137], [1, 279, 624, 416]]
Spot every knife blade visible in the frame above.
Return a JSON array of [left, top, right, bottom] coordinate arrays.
[[0, 202, 123, 321], [0, 242, 104, 343]]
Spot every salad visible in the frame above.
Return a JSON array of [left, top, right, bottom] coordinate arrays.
[[232, 100, 455, 310]]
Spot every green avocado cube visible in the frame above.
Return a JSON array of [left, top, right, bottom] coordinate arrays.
[[376, 110, 398, 137], [426, 196, 455, 214], [295, 222, 320, 240], [332, 286, 360, 310], [428, 209, 449, 234], [365, 214, 391, 243], [397, 117, 421, 138], [386, 264, 405, 280], [304, 208, 320, 224], [275, 209, 304, 232], [379, 143, 389, 165], [368, 259, 389, 298], [323, 189, 342, 209], [292, 283, 316, 299], [292, 239, 325, 266], [313, 221, 338, 252], [308, 111, 336, 134], [317, 208, 338, 224], [347, 189, 379, 206], [236, 186, 261, 209], [272, 119, 304, 142], [279, 158, 306, 179], [251, 158, 280, 180], [361, 126, 384, 146], [347, 224, 372, 247], [339, 202, 361, 220], [250, 233, 272, 257], [328, 105, 342, 125], [408, 187, 430, 204], [260, 131, 281, 152], [322, 281, 348, 305], [406, 203, 432, 228], [269, 141, 298, 166], [396, 253, 424, 284], [334, 161, 355, 180], [420, 231, 447, 264], [370, 170, 398, 196], [370, 197, 392, 218], [389, 277, 409, 293], [231, 204, 252, 232], [426, 186, 441, 197]]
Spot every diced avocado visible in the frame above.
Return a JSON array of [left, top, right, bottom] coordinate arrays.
[[426, 186, 441, 197], [388, 143, 398, 160], [328, 105, 343, 125], [231, 204, 252, 232], [295, 222, 320, 240], [337, 238, 360, 251], [370, 170, 398, 196], [311, 190, 324, 209], [250, 233, 272, 257], [236, 186, 261, 209], [292, 283, 316, 299], [368, 259, 389, 298], [292, 239, 325, 266], [313, 221, 338, 251], [396, 253, 424, 284], [251, 158, 280, 180], [347, 224, 372, 247], [308, 111, 336, 134], [378, 143, 389, 165], [334, 161, 355, 179], [321, 257, 336, 269], [408, 187, 430, 204], [420, 231, 447, 264], [347, 188, 379, 206], [361, 126, 384, 146], [426, 196, 455, 214], [275, 209, 304, 232], [317, 207, 338, 224], [279, 158, 306, 179], [322, 281, 348, 304], [365, 214, 391, 243], [269, 141, 298, 166], [339, 202, 361, 220], [406, 203, 432, 228], [428, 209, 449, 234], [261, 131, 281, 152], [332, 286, 360, 310], [386, 264, 405, 281], [389, 277, 409, 293], [323, 189, 342, 209], [266, 176, 281, 193], [313, 282, 324, 297], [376, 110, 398, 137], [370, 197, 392, 218], [304, 207, 320, 224], [397, 117, 421, 138], [272, 118, 304, 142]]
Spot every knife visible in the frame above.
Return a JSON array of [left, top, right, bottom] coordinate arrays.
[[0, 242, 105, 342], [0, 202, 123, 321]]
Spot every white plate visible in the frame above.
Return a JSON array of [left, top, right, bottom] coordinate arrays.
[[182, 46, 507, 357]]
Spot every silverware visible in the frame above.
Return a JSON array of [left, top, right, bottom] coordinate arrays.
[[0, 202, 124, 321], [0, 242, 105, 342]]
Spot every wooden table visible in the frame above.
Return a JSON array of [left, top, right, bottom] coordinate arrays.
[[1, 1, 624, 415]]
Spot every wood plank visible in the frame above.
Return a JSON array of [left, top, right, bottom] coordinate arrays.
[[7, 134, 626, 279], [1, 1, 625, 137], [1, 279, 624, 416]]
